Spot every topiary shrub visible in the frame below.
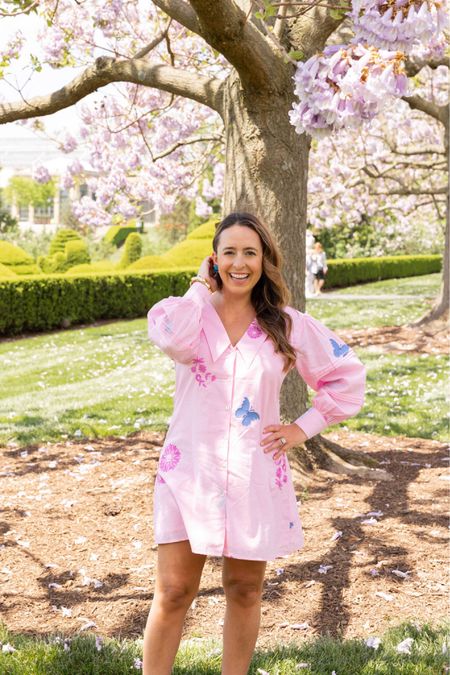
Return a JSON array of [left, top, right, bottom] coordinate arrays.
[[49, 228, 82, 255], [161, 238, 212, 268], [186, 218, 216, 240], [103, 223, 137, 247], [0, 261, 17, 277], [0, 240, 40, 275], [64, 240, 90, 270], [127, 255, 176, 271], [120, 232, 142, 268]]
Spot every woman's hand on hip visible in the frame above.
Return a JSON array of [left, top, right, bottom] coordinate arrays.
[[260, 423, 307, 461]]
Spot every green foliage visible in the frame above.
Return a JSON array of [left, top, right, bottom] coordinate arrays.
[[186, 218, 216, 241], [0, 206, 18, 233], [0, 240, 39, 275], [103, 223, 137, 247], [325, 255, 441, 289], [0, 268, 195, 336], [0, 256, 442, 336], [161, 237, 212, 267], [4, 176, 56, 208], [0, 227, 52, 259], [0, 262, 17, 277], [127, 255, 176, 271], [120, 232, 142, 268], [65, 261, 117, 275], [49, 228, 82, 255], [64, 239, 90, 269]]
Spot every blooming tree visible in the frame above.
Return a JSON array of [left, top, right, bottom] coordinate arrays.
[[0, 0, 447, 450]]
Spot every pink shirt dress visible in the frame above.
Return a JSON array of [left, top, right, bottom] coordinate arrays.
[[147, 283, 365, 561]]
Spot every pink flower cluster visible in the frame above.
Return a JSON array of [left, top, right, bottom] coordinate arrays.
[[191, 358, 216, 388], [159, 443, 181, 472], [289, 44, 408, 137]]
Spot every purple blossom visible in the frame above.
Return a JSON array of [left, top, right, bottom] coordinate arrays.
[[290, 44, 408, 137], [33, 165, 51, 184], [159, 443, 181, 472], [195, 196, 213, 218], [59, 134, 78, 153], [349, 0, 447, 54]]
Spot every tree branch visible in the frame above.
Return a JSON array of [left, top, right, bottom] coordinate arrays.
[[402, 95, 449, 130], [133, 18, 172, 59], [405, 54, 450, 77], [151, 0, 202, 35], [152, 134, 223, 160], [0, 57, 225, 124], [187, 0, 289, 93], [287, 2, 343, 58], [274, 0, 289, 39]]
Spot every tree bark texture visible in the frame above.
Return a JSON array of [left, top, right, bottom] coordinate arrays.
[[221, 72, 310, 421]]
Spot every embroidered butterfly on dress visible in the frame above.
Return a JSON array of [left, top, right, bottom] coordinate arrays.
[[235, 397, 260, 426], [330, 338, 349, 357]]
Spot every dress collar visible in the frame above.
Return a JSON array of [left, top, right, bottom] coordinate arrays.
[[202, 302, 268, 367]]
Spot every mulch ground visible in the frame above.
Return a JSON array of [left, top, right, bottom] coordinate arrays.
[[341, 318, 448, 355], [1, 429, 448, 646]]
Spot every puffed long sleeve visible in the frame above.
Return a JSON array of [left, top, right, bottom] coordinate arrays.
[[290, 310, 366, 439], [147, 282, 211, 363]]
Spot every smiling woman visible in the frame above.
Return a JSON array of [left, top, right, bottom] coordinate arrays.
[[144, 211, 366, 675]]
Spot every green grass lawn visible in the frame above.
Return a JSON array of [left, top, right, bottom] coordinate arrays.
[[0, 274, 446, 447], [307, 274, 440, 330], [329, 273, 441, 296], [0, 620, 447, 674]]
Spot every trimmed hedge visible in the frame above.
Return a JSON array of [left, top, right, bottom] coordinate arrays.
[[0, 269, 195, 336], [0, 254, 442, 336], [66, 261, 117, 275], [325, 255, 442, 288]]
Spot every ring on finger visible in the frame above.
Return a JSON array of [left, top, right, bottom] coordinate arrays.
[[279, 436, 287, 447]]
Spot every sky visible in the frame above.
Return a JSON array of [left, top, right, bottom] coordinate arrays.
[[0, 13, 86, 139]]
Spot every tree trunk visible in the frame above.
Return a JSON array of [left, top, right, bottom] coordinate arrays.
[[413, 188, 449, 325], [221, 73, 390, 480], [222, 72, 309, 421]]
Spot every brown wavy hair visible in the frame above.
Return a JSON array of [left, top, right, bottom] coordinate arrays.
[[212, 212, 297, 372]]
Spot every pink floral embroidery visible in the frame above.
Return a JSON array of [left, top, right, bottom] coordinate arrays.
[[274, 455, 288, 489], [247, 320, 263, 338], [191, 357, 216, 388], [159, 443, 181, 472], [156, 472, 166, 484]]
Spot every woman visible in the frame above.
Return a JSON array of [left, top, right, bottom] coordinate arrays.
[[144, 212, 365, 674], [310, 241, 328, 295]]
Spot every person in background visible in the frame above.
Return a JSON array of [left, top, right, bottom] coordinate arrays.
[[310, 241, 328, 295], [305, 231, 316, 298]]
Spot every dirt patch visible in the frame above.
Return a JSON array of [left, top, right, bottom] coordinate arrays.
[[0, 430, 448, 646], [340, 319, 448, 355]]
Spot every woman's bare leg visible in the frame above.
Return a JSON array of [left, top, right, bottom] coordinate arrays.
[[221, 557, 267, 675], [142, 540, 206, 675]]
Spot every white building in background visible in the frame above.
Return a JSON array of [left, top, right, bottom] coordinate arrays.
[[0, 135, 159, 236]]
